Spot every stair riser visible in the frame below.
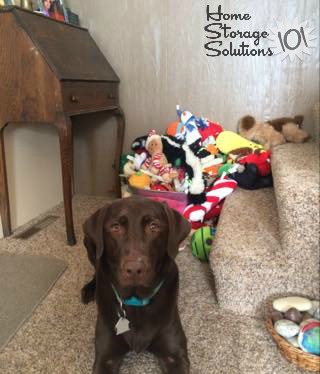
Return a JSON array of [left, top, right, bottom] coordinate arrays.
[[213, 257, 319, 317]]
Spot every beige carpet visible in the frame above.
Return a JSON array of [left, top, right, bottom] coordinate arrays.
[[0, 253, 67, 352], [0, 195, 308, 373]]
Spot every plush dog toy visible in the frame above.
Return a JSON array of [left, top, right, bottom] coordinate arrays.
[[239, 115, 309, 149]]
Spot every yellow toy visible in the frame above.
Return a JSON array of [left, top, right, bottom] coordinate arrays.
[[128, 172, 151, 189], [216, 131, 263, 154]]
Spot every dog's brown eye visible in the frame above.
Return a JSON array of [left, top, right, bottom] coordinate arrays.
[[149, 221, 160, 232], [110, 223, 121, 232]]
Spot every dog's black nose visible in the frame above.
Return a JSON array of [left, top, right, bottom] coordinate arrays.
[[123, 260, 147, 280]]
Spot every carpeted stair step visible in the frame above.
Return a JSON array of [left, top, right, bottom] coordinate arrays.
[[271, 142, 319, 298], [209, 188, 315, 318]]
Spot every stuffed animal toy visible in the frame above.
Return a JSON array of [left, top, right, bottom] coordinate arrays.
[[142, 130, 178, 183], [216, 130, 263, 155], [238, 150, 271, 176], [123, 153, 148, 177], [183, 176, 237, 228], [230, 163, 273, 190], [199, 120, 223, 142], [239, 115, 309, 149], [198, 120, 224, 155], [131, 135, 148, 153], [128, 172, 151, 189], [166, 121, 185, 138], [161, 135, 206, 202], [175, 105, 212, 160]]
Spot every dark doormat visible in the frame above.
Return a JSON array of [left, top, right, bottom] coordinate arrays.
[[0, 253, 67, 351]]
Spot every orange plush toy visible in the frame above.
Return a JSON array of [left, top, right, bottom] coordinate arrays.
[[141, 130, 178, 183]]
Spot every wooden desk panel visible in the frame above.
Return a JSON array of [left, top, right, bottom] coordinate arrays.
[[0, 7, 125, 245], [61, 82, 117, 115]]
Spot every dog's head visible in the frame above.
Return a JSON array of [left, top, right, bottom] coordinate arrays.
[[83, 196, 191, 297]]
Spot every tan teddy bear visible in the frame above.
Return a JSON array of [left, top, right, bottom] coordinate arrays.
[[239, 114, 309, 149]]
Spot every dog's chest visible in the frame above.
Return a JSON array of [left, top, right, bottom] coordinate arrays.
[[123, 328, 154, 352], [121, 310, 158, 352]]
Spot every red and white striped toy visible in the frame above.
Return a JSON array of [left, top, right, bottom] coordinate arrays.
[[183, 176, 237, 228]]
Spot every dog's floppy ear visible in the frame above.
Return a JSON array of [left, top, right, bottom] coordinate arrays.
[[163, 203, 191, 258], [83, 203, 110, 261]]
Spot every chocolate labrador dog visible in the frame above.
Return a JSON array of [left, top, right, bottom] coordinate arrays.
[[81, 196, 191, 374]]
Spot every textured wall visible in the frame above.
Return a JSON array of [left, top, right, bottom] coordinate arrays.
[[0, 124, 63, 237], [68, 0, 319, 194]]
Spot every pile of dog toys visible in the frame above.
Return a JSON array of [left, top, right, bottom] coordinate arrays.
[[121, 105, 274, 238]]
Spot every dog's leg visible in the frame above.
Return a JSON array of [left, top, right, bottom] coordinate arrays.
[[93, 316, 128, 374], [83, 235, 97, 267], [81, 277, 96, 304], [148, 314, 190, 374], [93, 356, 122, 374]]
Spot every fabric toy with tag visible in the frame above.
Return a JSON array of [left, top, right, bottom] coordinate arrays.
[[199, 120, 224, 155], [142, 130, 178, 183], [238, 150, 271, 176], [239, 114, 309, 149], [229, 151, 273, 190], [216, 130, 263, 155], [175, 105, 212, 159], [183, 176, 237, 228]]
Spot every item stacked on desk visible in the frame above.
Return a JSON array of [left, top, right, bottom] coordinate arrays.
[[29, 0, 80, 26]]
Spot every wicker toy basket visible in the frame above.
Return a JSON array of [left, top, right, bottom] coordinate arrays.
[[266, 317, 320, 372]]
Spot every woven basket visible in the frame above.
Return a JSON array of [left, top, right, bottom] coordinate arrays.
[[266, 317, 320, 372]]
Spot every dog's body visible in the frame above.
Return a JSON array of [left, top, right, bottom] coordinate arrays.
[[239, 115, 309, 149], [82, 196, 191, 374]]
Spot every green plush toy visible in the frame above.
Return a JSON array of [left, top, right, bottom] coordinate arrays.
[[120, 153, 133, 174], [191, 226, 216, 262]]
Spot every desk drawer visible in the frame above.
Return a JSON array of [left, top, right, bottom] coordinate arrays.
[[61, 81, 117, 114]]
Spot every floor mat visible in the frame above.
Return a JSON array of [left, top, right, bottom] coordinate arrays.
[[0, 253, 67, 351]]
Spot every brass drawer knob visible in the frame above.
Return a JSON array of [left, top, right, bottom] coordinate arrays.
[[108, 93, 115, 99], [70, 95, 80, 103]]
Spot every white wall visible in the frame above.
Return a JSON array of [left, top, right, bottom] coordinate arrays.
[[0, 124, 63, 238], [67, 0, 319, 151]]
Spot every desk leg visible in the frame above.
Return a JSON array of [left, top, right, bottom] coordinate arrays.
[[55, 113, 76, 246], [114, 108, 125, 197], [0, 125, 11, 237]]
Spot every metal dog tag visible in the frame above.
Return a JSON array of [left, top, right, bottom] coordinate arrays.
[[115, 317, 130, 335]]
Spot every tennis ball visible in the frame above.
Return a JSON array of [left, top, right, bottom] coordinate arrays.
[[191, 226, 216, 262]]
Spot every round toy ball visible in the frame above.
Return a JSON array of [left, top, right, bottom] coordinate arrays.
[[298, 321, 320, 355], [191, 226, 216, 262]]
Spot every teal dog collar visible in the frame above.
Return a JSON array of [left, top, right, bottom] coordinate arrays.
[[111, 280, 164, 307]]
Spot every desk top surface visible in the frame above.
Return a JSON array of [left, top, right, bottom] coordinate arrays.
[[1, 6, 120, 82]]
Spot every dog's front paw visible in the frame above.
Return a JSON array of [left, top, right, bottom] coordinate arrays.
[[81, 277, 96, 304]]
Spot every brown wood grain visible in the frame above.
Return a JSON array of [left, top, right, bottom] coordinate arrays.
[[0, 8, 125, 245], [14, 7, 120, 82], [0, 127, 11, 237], [61, 81, 117, 115], [0, 13, 60, 126]]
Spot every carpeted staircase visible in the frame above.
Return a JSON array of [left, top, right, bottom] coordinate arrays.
[[210, 141, 320, 318]]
